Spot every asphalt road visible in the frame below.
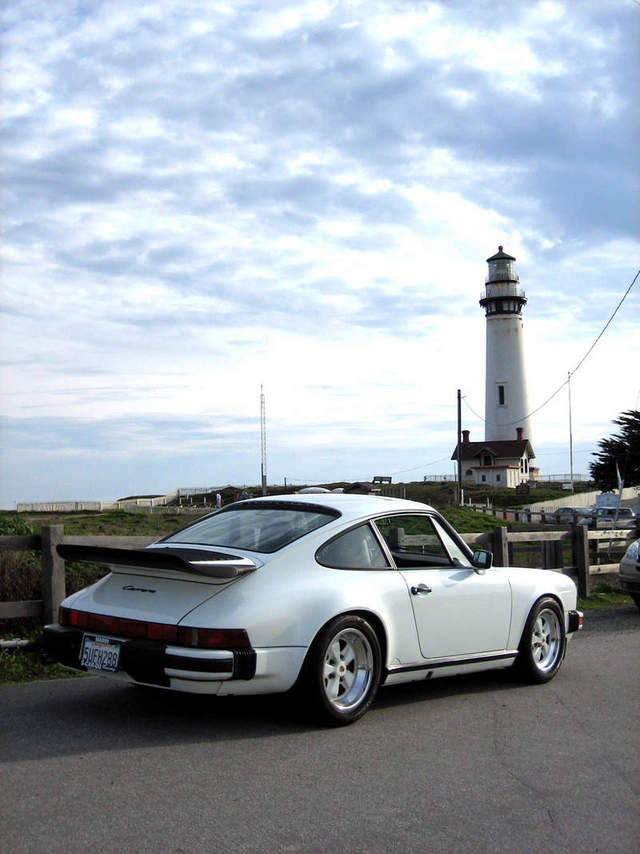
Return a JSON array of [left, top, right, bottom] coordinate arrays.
[[2, 606, 639, 854]]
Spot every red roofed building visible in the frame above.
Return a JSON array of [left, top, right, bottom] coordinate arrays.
[[451, 428, 536, 488]]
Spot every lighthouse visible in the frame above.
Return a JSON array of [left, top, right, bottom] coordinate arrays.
[[480, 246, 532, 444], [451, 246, 537, 488]]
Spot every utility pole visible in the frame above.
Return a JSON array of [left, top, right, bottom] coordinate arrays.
[[260, 385, 267, 496], [457, 389, 463, 506], [568, 371, 574, 493]]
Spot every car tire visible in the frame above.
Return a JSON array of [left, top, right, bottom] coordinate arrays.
[[630, 593, 640, 611], [514, 597, 566, 683], [298, 614, 382, 726]]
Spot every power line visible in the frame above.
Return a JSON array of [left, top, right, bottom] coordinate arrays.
[[466, 267, 640, 426], [285, 455, 453, 485], [384, 456, 453, 477], [284, 268, 638, 485], [570, 267, 639, 376]]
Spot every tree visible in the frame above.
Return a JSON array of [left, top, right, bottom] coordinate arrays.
[[589, 409, 640, 491]]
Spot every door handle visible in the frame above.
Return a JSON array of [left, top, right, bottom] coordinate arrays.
[[411, 583, 432, 595]]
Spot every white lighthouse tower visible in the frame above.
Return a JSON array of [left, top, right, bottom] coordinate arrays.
[[480, 246, 533, 443]]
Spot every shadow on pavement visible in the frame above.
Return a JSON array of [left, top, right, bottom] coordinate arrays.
[[0, 664, 528, 764]]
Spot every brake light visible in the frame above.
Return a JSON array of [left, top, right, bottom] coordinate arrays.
[[177, 627, 251, 649], [60, 608, 250, 649]]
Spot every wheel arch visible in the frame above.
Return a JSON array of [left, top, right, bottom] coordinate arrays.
[[508, 577, 573, 650], [291, 608, 387, 725], [529, 591, 564, 615], [303, 607, 388, 671], [516, 591, 564, 640], [514, 593, 568, 682], [346, 608, 388, 667]]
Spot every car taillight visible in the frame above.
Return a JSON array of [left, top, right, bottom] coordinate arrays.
[[176, 627, 251, 649], [60, 608, 249, 649]]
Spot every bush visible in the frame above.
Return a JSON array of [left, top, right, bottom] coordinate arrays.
[[0, 631, 85, 684], [0, 551, 41, 602], [65, 561, 108, 594], [0, 516, 35, 536]]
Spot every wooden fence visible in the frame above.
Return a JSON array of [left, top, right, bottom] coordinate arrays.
[[466, 505, 575, 524], [0, 524, 636, 624], [460, 526, 634, 598], [0, 527, 156, 624]]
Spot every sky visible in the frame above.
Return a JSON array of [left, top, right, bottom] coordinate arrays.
[[1, 0, 639, 508]]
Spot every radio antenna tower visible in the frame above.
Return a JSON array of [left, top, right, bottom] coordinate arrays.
[[260, 385, 267, 495]]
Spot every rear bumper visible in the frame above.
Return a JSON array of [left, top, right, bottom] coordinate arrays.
[[619, 575, 640, 595], [42, 624, 256, 688]]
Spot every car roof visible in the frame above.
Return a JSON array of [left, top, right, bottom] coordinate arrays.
[[239, 492, 436, 523]]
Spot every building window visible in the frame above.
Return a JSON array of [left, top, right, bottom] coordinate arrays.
[[482, 454, 492, 467], [498, 385, 505, 406], [496, 474, 501, 482], [481, 475, 486, 483], [465, 469, 473, 477]]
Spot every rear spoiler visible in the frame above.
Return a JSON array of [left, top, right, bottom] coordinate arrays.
[[56, 544, 258, 579]]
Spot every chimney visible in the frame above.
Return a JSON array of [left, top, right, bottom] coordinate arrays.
[[516, 427, 524, 440], [462, 430, 470, 444]]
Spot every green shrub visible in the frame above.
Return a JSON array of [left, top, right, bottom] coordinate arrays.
[[0, 631, 86, 684], [0, 551, 41, 602], [0, 516, 35, 536]]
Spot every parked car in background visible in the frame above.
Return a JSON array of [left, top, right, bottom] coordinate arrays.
[[550, 507, 593, 525], [553, 507, 581, 524], [581, 507, 637, 528], [42, 494, 583, 726], [619, 538, 640, 609]]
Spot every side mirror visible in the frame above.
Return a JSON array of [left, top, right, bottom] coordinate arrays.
[[472, 549, 493, 572]]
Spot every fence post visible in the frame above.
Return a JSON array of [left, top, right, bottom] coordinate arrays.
[[387, 528, 404, 550], [542, 540, 564, 570], [41, 525, 65, 624], [572, 523, 590, 599], [491, 526, 509, 567], [553, 540, 564, 570]]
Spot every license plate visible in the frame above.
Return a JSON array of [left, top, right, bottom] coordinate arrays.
[[80, 634, 121, 672]]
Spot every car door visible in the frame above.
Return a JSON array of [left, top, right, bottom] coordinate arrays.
[[373, 513, 511, 659]]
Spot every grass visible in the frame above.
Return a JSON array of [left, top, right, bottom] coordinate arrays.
[[0, 628, 87, 685], [0, 509, 203, 606], [439, 506, 521, 533], [1, 509, 200, 537], [400, 480, 596, 509], [578, 583, 635, 611]]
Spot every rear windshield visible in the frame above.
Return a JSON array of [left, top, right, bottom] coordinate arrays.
[[161, 502, 339, 553]]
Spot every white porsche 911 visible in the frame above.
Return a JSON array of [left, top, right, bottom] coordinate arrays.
[[43, 494, 582, 725]]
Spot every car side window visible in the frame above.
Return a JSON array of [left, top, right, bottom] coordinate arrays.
[[316, 524, 390, 570], [374, 514, 460, 569], [430, 516, 473, 568]]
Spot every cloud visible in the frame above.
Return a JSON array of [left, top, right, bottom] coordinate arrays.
[[1, 0, 639, 506]]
